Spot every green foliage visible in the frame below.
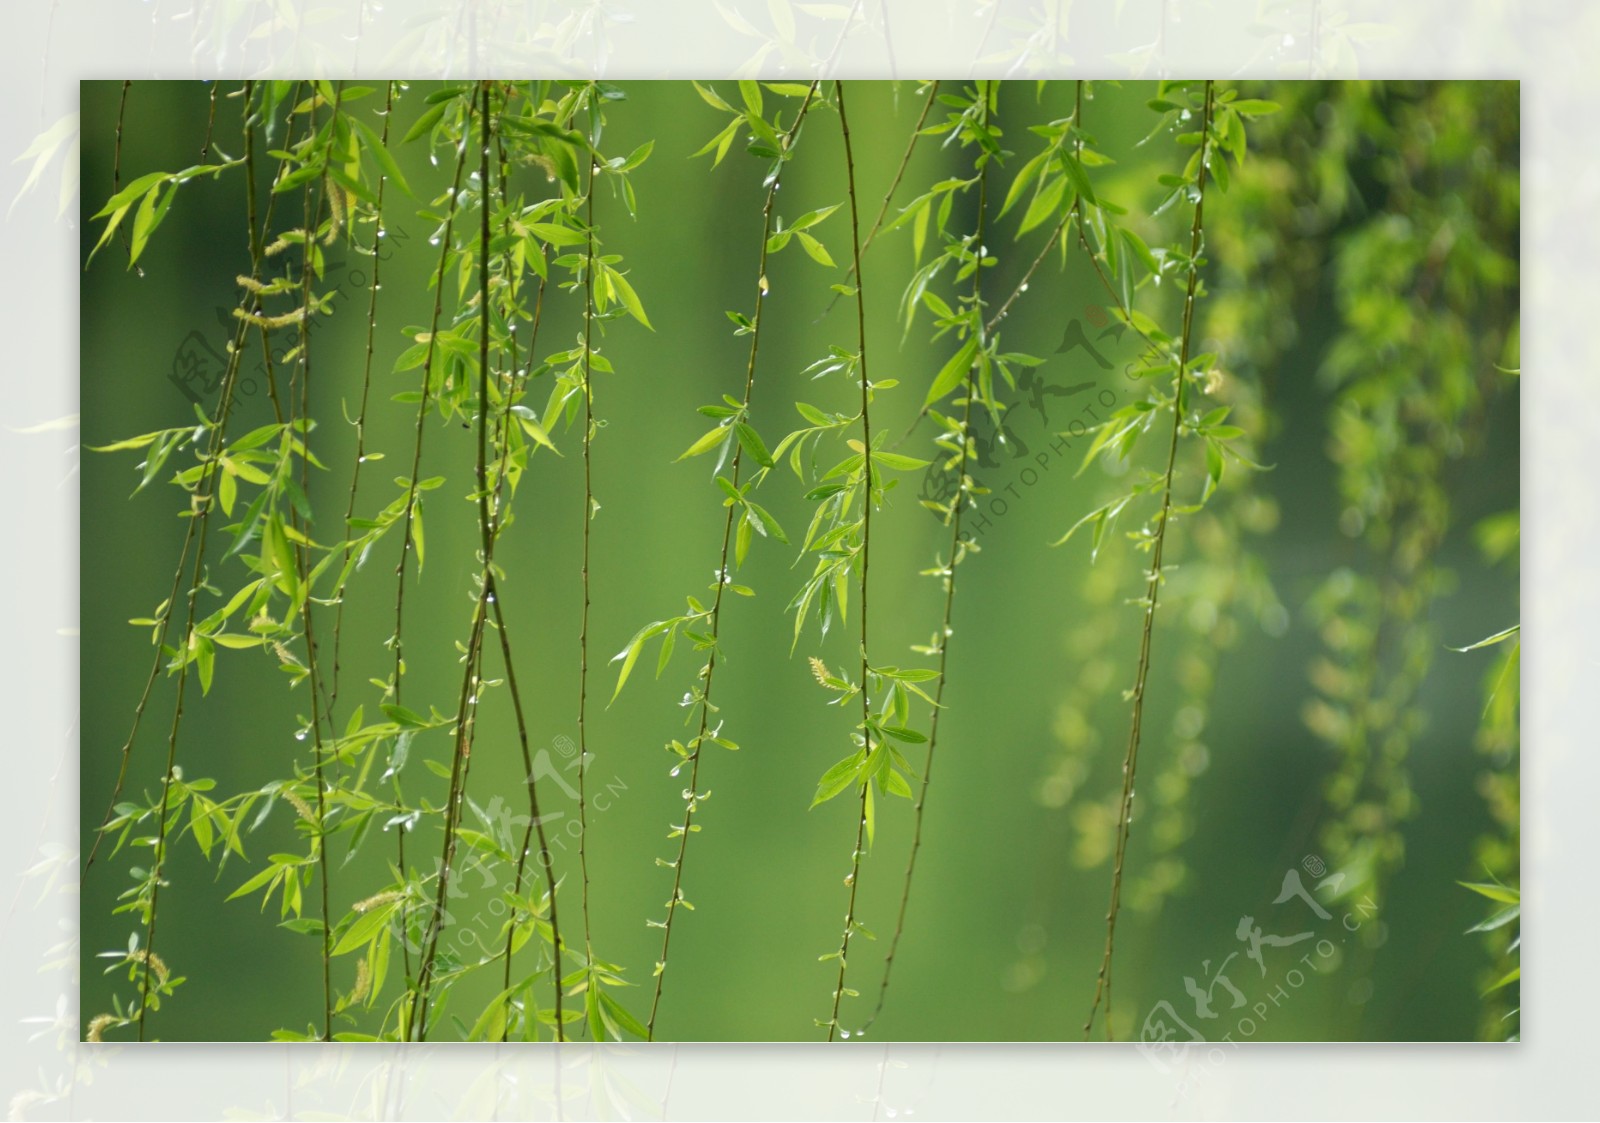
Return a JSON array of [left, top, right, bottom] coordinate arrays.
[[81, 78, 1518, 1044], [1462, 878, 1520, 1040]]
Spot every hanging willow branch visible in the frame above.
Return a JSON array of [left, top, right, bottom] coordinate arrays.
[[133, 81, 281, 1041], [1084, 78, 1215, 1041], [863, 82, 993, 1035], [821, 79, 938, 321], [328, 79, 397, 718], [287, 82, 342, 1041], [644, 81, 821, 1041], [576, 92, 600, 974], [385, 94, 473, 1004], [412, 80, 498, 1042], [825, 78, 875, 1043], [83, 80, 289, 877], [487, 125, 564, 1040]]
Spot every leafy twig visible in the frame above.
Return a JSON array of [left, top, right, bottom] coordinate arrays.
[[412, 81, 498, 1042], [819, 80, 938, 322], [387, 92, 473, 997], [576, 88, 600, 975], [863, 83, 990, 1035], [1084, 79, 1215, 1041], [645, 81, 821, 1041], [826, 78, 874, 1043], [328, 79, 396, 718]]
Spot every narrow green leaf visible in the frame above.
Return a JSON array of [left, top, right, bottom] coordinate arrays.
[[811, 753, 861, 808], [677, 425, 733, 462], [872, 449, 930, 472], [349, 115, 413, 197], [734, 423, 774, 468], [1459, 881, 1519, 905], [332, 900, 399, 955], [923, 334, 979, 408], [605, 265, 653, 329]]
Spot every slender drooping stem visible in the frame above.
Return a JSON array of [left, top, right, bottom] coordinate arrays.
[[328, 79, 396, 717], [483, 126, 565, 1040], [388, 102, 472, 994], [83, 522, 194, 875], [863, 85, 990, 1035], [200, 80, 218, 158], [290, 83, 342, 1040], [576, 96, 599, 975], [892, 83, 1091, 449], [985, 83, 1084, 335], [112, 81, 136, 266], [413, 81, 497, 1041], [494, 586, 565, 1039], [822, 80, 937, 319], [391, 106, 473, 703], [1084, 79, 1214, 1041], [827, 78, 874, 1043], [646, 83, 820, 1041], [86, 81, 284, 877], [135, 84, 273, 1039]]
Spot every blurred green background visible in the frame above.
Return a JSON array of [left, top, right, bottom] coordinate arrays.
[[79, 80, 1518, 1041]]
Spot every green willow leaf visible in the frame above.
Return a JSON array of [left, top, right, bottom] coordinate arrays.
[[923, 333, 979, 408]]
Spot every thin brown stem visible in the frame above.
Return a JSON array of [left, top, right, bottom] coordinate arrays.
[[862, 84, 990, 1035], [493, 587, 564, 1040], [135, 122, 271, 1039], [288, 81, 347, 1041], [131, 83, 284, 1036], [328, 79, 395, 717], [201, 81, 218, 159], [828, 78, 873, 1043], [112, 81, 136, 268], [392, 104, 473, 708], [821, 80, 938, 321], [484, 127, 565, 1042], [645, 83, 820, 1041], [86, 81, 279, 876], [412, 81, 497, 1042], [577, 90, 599, 975], [1084, 79, 1214, 1041], [388, 101, 473, 998]]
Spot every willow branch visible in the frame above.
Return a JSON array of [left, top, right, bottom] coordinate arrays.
[[388, 100, 473, 996], [1084, 79, 1214, 1041], [646, 82, 820, 1041], [288, 83, 343, 1040], [413, 81, 497, 1042], [862, 84, 990, 1036], [486, 124, 565, 1040], [820, 80, 938, 321], [86, 81, 288, 877], [328, 79, 396, 717], [576, 90, 600, 974], [827, 78, 873, 1043], [136, 82, 272, 1040]]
